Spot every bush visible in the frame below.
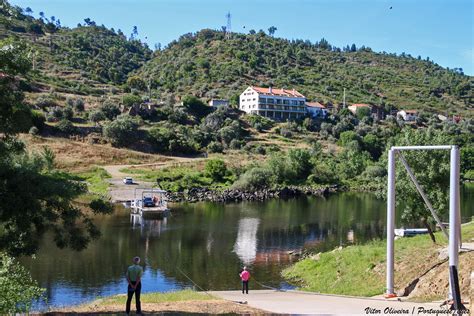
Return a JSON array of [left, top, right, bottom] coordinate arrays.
[[35, 95, 57, 109], [232, 167, 272, 191], [100, 100, 121, 120], [103, 115, 138, 147], [74, 98, 85, 112], [182, 95, 212, 118], [122, 94, 142, 107], [62, 106, 74, 120], [229, 139, 244, 150], [28, 126, 39, 135], [204, 159, 227, 182], [31, 110, 45, 130], [207, 141, 224, 153], [89, 109, 106, 123], [56, 119, 76, 134], [364, 165, 387, 178]]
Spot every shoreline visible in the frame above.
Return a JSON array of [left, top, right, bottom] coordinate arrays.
[[165, 184, 343, 204]]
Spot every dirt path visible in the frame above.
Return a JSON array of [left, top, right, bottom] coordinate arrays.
[[103, 157, 208, 202]]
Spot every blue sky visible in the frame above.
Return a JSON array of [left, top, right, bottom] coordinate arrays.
[[11, 0, 474, 75]]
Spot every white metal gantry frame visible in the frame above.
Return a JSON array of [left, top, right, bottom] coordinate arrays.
[[385, 145, 461, 298]]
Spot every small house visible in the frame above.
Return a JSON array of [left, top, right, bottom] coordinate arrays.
[[397, 110, 418, 121], [306, 102, 327, 118]]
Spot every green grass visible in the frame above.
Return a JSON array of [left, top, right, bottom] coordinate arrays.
[[75, 167, 111, 195], [282, 221, 474, 297], [95, 289, 215, 306]]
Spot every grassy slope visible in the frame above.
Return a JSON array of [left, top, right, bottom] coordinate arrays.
[[282, 221, 474, 299]]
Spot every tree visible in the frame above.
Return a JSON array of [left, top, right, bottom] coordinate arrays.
[[182, 95, 211, 118], [350, 43, 357, 52], [380, 129, 458, 243], [268, 26, 277, 36], [0, 38, 113, 257], [356, 106, 371, 120], [0, 254, 44, 313], [103, 115, 139, 147], [25, 7, 33, 15], [126, 76, 146, 91], [131, 26, 138, 39], [100, 100, 121, 120], [204, 159, 227, 182]]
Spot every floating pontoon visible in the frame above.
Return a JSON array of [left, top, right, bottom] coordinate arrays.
[[130, 188, 169, 217]]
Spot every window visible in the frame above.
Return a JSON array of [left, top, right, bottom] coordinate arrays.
[[283, 100, 289, 105], [276, 99, 282, 104], [267, 98, 275, 104], [299, 101, 305, 105], [259, 97, 266, 103], [291, 100, 298, 105]]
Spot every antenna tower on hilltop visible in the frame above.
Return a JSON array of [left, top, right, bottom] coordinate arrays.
[[225, 12, 232, 39]]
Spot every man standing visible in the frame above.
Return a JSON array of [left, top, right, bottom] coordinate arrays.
[[126, 256, 143, 315], [239, 266, 250, 294]]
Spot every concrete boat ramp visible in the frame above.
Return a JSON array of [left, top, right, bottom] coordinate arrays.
[[210, 290, 448, 315]]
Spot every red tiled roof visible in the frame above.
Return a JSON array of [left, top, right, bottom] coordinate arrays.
[[306, 102, 326, 109], [251, 86, 305, 98]]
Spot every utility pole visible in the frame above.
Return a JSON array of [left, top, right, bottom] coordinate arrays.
[[343, 88, 346, 108]]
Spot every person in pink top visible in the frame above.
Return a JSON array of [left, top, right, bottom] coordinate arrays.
[[239, 266, 250, 294]]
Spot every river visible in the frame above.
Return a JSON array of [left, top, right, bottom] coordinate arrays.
[[21, 186, 473, 309]]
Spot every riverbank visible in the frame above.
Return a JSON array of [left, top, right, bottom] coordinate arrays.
[[46, 289, 264, 315], [166, 185, 341, 203], [282, 221, 474, 301]]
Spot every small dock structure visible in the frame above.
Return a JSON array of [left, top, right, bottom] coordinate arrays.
[[131, 188, 169, 217]]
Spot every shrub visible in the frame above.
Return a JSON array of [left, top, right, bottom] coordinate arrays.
[[89, 109, 106, 123], [103, 115, 138, 147], [207, 141, 224, 153], [28, 126, 39, 135], [56, 119, 76, 134], [122, 94, 142, 107], [100, 100, 121, 120], [62, 106, 74, 120], [35, 95, 57, 109], [74, 98, 85, 112], [229, 139, 244, 150], [204, 159, 227, 182], [232, 167, 272, 191], [182, 95, 212, 118], [31, 110, 46, 130]]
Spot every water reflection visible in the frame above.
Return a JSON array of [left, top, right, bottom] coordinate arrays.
[[233, 217, 260, 264], [19, 186, 474, 309]]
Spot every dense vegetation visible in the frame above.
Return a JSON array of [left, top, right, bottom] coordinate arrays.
[[138, 29, 472, 113], [0, 1, 152, 84]]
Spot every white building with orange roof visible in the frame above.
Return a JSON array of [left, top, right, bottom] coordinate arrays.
[[239, 86, 307, 120], [306, 101, 328, 118]]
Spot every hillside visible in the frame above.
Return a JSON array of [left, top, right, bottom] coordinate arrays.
[[137, 29, 472, 114], [0, 1, 151, 91]]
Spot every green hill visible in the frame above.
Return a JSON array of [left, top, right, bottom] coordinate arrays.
[[137, 29, 472, 114], [1, 1, 151, 89]]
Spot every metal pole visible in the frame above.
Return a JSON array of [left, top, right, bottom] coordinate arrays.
[[397, 152, 449, 239], [448, 146, 460, 300], [386, 148, 396, 297]]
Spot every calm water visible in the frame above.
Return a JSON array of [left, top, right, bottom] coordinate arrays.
[[21, 187, 473, 309]]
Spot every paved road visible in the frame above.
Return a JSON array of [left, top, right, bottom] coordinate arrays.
[[210, 290, 446, 315]]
